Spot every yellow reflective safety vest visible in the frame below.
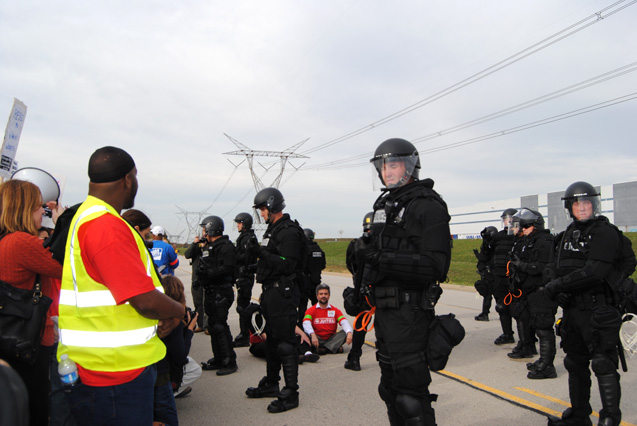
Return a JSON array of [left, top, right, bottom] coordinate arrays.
[[57, 195, 166, 372]]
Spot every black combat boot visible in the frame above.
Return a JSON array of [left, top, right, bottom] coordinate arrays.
[[216, 331, 238, 376], [528, 334, 557, 379], [474, 313, 489, 321], [494, 333, 515, 345], [246, 376, 279, 398], [547, 408, 592, 426], [233, 310, 252, 347], [344, 354, 361, 371], [267, 355, 299, 413], [597, 373, 621, 426]]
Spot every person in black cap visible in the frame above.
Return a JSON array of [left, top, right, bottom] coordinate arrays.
[[57, 146, 185, 426]]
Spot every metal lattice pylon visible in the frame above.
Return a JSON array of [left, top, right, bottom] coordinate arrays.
[[223, 133, 308, 192], [223, 134, 309, 237], [174, 205, 212, 243]]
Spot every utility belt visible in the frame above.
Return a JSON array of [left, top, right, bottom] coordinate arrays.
[[572, 291, 608, 310], [207, 282, 233, 291], [374, 286, 426, 309], [376, 349, 427, 370], [262, 274, 297, 292]]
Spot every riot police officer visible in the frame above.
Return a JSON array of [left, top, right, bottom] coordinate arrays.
[[545, 182, 626, 426], [343, 211, 374, 372], [245, 187, 307, 413], [474, 226, 497, 321], [299, 228, 326, 323], [197, 216, 238, 376], [233, 212, 258, 347], [357, 138, 452, 425], [492, 208, 518, 345], [505, 213, 537, 360], [507, 209, 555, 373]]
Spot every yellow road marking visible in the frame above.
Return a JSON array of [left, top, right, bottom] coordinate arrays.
[[516, 387, 637, 426], [437, 370, 563, 418]]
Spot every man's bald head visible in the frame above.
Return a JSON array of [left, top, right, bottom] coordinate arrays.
[[88, 146, 136, 183]]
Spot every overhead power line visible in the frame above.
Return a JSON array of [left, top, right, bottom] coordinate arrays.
[[304, 92, 637, 170], [299, 0, 637, 156], [305, 61, 637, 170]]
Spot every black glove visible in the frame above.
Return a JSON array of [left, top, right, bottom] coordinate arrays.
[[555, 292, 571, 308], [246, 237, 260, 256], [544, 278, 563, 300], [354, 236, 380, 264]]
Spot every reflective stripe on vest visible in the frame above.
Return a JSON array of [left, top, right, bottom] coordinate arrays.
[[58, 196, 165, 371]]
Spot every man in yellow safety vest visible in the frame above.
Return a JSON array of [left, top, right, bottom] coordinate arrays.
[[57, 146, 185, 426]]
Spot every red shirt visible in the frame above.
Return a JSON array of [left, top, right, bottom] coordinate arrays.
[[0, 232, 62, 346], [73, 213, 159, 386], [303, 304, 348, 341]]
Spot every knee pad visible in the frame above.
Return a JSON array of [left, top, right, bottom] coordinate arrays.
[[591, 353, 616, 375], [535, 328, 554, 339], [495, 302, 506, 314], [564, 354, 588, 373], [276, 341, 296, 358], [395, 394, 422, 419], [210, 323, 226, 336]]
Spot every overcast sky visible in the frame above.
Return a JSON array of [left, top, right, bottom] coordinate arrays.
[[1, 0, 636, 242]]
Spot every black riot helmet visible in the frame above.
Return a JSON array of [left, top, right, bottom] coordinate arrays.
[[480, 226, 498, 242], [253, 187, 285, 224], [500, 208, 518, 230], [234, 212, 253, 230], [370, 138, 420, 190], [303, 228, 315, 241], [200, 215, 224, 237], [363, 212, 374, 232], [514, 208, 545, 231], [561, 181, 601, 222]]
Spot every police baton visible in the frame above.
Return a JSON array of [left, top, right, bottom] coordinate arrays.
[[618, 341, 628, 373]]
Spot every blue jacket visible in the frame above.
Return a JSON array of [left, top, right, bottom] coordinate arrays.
[[151, 240, 179, 275]]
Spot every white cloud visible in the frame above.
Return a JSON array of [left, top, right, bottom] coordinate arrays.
[[1, 0, 636, 241]]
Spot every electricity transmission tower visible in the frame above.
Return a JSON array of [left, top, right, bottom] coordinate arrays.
[[223, 133, 309, 192], [223, 134, 309, 237], [174, 205, 212, 243]]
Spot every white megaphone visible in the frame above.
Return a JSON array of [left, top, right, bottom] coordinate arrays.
[[11, 167, 61, 203]]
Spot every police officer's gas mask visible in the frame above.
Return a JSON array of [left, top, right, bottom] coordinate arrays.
[[371, 155, 419, 191]]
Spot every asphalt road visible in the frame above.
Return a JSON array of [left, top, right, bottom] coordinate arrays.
[[172, 257, 637, 426]]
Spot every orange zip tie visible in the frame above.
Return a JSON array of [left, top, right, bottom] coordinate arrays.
[[354, 295, 376, 332], [504, 288, 522, 305]]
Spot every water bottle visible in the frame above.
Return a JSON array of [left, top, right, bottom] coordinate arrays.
[[58, 354, 79, 391]]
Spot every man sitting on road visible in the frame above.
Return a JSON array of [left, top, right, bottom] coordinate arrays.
[[303, 283, 353, 355]]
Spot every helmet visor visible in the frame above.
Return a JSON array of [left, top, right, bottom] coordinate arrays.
[[565, 194, 601, 221], [501, 215, 514, 230], [508, 219, 521, 236], [371, 155, 418, 190]]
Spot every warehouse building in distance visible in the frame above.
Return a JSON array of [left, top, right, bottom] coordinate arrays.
[[449, 181, 637, 239]]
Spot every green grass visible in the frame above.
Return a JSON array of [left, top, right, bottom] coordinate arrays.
[[318, 232, 637, 286]]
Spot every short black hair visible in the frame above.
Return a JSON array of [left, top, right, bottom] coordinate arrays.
[[315, 283, 330, 294]]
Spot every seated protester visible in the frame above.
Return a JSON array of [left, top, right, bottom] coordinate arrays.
[[154, 276, 201, 426], [244, 303, 318, 363], [303, 284, 353, 355]]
